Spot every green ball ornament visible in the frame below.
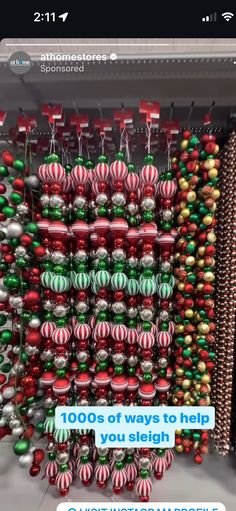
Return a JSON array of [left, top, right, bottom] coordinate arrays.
[[128, 163, 136, 173], [143, 211, 154, 222], [25, 222, 38, 234], [129, 216, 137, 226], [10, 192, 23, 205], [78, 363, 87, 372], [113, 313, 125, 324], [142, 321, 151, 331], [48, 452, 56, 460], [98, 206, 107, 217], [114, 365, 124, 375], [13, 159, 25, 172], [98, 155, 108, 163], [115, 151, 124, 161], [77, 313, 86, 323], [42, 207, 50, 218], [98, 361, 108, 371], [144, 154, 154, 164], [8, 238, 20, 247], [115, 461, 124, 470], [3, 274, 20, 290], [52, 208, 62, 220], [57, 369, 66, 377], [60, 463, 68, 472], [47, 408, 55, 417], [16, 257, 27, 268], [49, 153, 60, 163], [44, 361, 53, 370], [0, 362, 12, 373], [143, 373, 152, 382], [0, 197, 8, 209], [128, 319, 137, 328], [189, 136, 199, 147], [57, 318, 67, 327], [128, 367, 135, 375], [13, 439, 30, 456], [0, 164, 9, 177], [114, 206, 124, 217], [0, 329, 13, 343], [65, 164, 72, 173], [2, 206, 16, 218], [86, 159, 95, 169], [75, 209, 86, 220], [162, 221, 172, 231], [21, 352, 28, 363], [75, 156, 84, 165]]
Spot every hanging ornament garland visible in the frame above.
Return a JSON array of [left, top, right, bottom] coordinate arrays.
[[173, 130, 219, 462], [213, 131, 235, 455], [0, 144, 45, 473]]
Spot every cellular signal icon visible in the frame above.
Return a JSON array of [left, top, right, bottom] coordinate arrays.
[[202, 12, 217, 22]]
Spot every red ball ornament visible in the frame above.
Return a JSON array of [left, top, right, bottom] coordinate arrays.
[[34, 246, 47, 258], [25, 330, 42, 346], [33, 449, 45, 465], [194, 454, 203, 465], [2, 150, 14, 166], [24, 290, 41, 305], [29, 464, 41, 477]]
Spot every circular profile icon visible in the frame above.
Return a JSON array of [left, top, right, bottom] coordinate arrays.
[[8, 51, 32, 75]]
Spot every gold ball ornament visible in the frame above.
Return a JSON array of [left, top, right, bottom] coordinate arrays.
[[201, 374, 211, 384], [182, 379, 191, 390], [208, 168, 218, 179], [181, 140, 189, 150], [198, 322, 210, 334], [203, 215, 213, 226], [203, 271, 215, 282], [207, 231, 216, 243], [186, 191, 196, 202], [175, 445, 184, 453], [186, 256, 195, 266]]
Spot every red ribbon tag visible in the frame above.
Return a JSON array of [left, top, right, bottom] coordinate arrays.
[[41, 104, 63, 120], [114, 109, 134, 128], [139, 100, 160, 126], [70, 114, 89, 133]]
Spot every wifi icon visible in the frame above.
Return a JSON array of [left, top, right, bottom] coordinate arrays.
[[222, 11, 234, 21]]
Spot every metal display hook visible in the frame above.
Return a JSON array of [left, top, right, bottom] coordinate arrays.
[[188, 101, 195, 130]]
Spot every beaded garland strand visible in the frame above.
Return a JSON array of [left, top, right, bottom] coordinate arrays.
[[0, 150, 46, 472], [213, 131, 236, 455], [173, 131, 219, 462]]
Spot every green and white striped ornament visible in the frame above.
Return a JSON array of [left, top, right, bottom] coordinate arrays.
[[126, 278, 139, 296], [40, 271, 53, 288], [94, 270, 110, 288], [44, 417, 55, 433], [53, 428, 71, 443], [73, 272, 90, 290], [139, 278, 157, 296], [50, 275, 71, 293], [111, 272, 128, 291], [157, 282, 173, 299]]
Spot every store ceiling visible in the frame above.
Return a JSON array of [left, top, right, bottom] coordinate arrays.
[[0, 39, 236, 128]]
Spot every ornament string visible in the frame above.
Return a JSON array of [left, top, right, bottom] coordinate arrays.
[[146, 122, 152, 154], [125, 131, 131, 163]]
